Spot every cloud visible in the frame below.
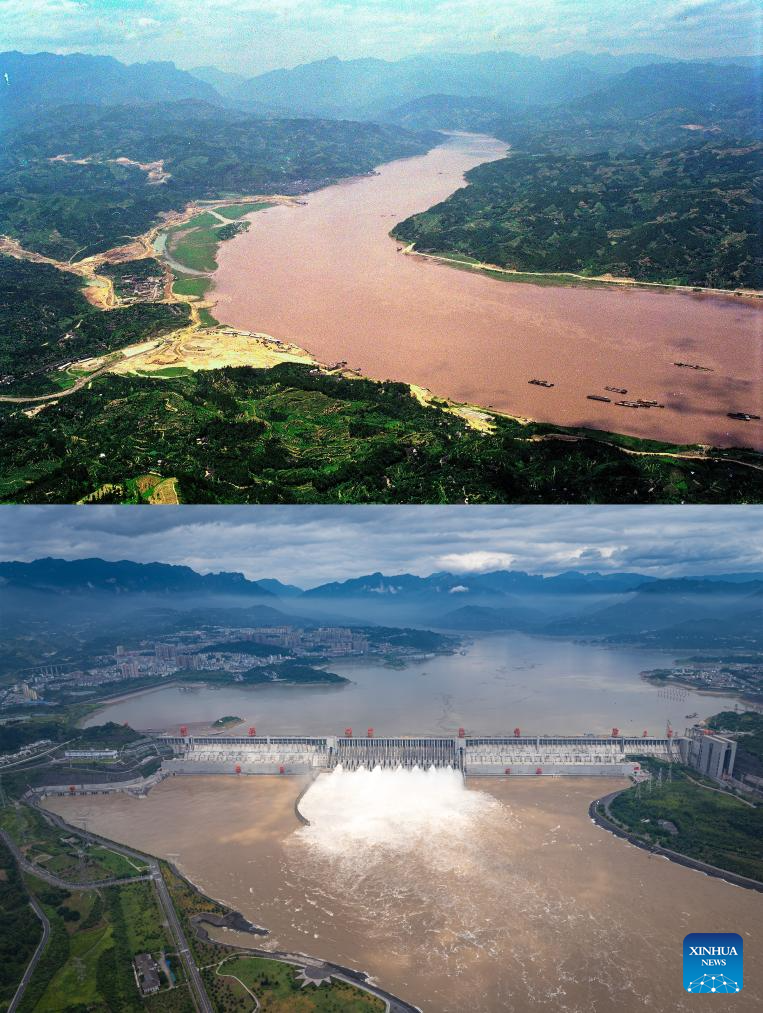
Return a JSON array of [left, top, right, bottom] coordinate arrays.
[[1, 0, 758, 72], [437, 551, 516, 572], [0, 506, 762, 587]]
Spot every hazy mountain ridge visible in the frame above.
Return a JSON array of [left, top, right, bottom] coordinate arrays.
[[302, 568, 659, 599], [2, 559, 762, 657], [0, 557, 274, 596], [5, 48, 756, 130], [5, 558, 763, 603], [0, 51, 223, 127], [229, 50, 677, 118]]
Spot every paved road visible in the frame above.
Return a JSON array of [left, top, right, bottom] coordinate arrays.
[[21, 803, 418, 1012], [0, 828, 153, 891], [6, 808, 215, 1013], [7, 893, 50, 1013], [154, 866, 214, 1013]]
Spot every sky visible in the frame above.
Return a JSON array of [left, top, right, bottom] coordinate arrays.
[[1, 1, 760, 73], [1, 506, 762, 586]]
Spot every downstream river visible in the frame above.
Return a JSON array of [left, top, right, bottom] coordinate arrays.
[[85, 631, 738, 736], [213, 132, 762, 450], [45, 775, 762, 1012]]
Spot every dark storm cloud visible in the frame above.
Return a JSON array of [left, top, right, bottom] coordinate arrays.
[[0, 507, 761, 587]]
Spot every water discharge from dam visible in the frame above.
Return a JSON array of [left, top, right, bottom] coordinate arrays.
[[296, 765, 500, 860], [45, 776, 762, 1012]]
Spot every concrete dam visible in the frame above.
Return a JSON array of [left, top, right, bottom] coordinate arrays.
[[157, 732, 689, 778]]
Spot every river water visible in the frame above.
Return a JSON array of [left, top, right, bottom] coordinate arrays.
[[45, 774, 762, 1012], [213, 132, 762, 450], [84, 631, 739, 737]]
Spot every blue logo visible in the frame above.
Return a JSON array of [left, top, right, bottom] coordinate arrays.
[[683, 933, 743, 993]]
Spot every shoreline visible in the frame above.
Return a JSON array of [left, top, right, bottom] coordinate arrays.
[[210, 132, 763, 453], [640, 672, 763, 710], [5, 136, 763, 456], [399, 244, 763, 301], [26, 797, 420, 1012], [77, 674, 351, 730], [589, 789, 763, 893]]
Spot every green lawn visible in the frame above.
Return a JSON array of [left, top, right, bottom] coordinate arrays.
[[136, 366, 194, 377], [0, 804, 147, 883], [608, 759, 763, 882], [215, 202, 271, 220], [18, 876, 183, 1012], [198, 307, 219, 327], [168, 224, 221, 273], [216, 955, 385, 1012], [172, 276, 211, 299], [34, 913, 113, 1012]]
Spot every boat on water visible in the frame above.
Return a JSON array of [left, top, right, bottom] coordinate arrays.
[[727, 412, 761, 421], [615, 399, 665, 409], [605, 386, 627, 394], [587, 395, 611, 403], [529, 379, 554, 387], [674, 361, 713, 371]]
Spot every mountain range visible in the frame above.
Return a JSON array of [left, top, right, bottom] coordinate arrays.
[[2, 559, 762, 652], [0, 51, 219, 127], [0, 557, 274, 597], [3, 49, 760, 129]]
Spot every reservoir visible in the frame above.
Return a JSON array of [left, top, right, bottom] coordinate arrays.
[[213, 132, 763, 450], [84, 631, 740, 735], [45, 774, 763, 1012]]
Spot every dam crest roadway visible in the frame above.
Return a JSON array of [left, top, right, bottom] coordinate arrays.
[[154, 732, 692, 778]]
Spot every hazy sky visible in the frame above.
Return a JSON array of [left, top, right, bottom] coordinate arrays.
[[1, 1, 760, 73], [1, 506, 762, 586]]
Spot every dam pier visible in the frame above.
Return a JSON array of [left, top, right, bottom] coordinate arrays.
[[152, 728, 733, 778], [28, 728, 737, 799]]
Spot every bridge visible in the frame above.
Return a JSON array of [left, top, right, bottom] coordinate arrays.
[[156, 731, 690, 778]]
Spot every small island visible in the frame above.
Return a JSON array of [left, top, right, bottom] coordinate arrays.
[[212, 715, 243, 729]]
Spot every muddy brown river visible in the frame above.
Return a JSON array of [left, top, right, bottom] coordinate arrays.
[[213, 132, 762, 450], [46, 774, 762, 1012]]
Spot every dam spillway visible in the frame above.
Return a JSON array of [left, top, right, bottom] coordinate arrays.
[[332, 736, 461, 771], [157, 733, 687, 778]]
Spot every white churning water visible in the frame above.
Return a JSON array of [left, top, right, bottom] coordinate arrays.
[[296, 765, 502, 860]]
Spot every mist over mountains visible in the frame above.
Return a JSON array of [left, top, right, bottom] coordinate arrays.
[[2, 48, 759, 129], [0, 557, 274, 597], [0, 51, 219, 127], [2, 558, 762, 651]]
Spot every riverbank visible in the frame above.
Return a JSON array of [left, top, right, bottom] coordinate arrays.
[[403, 245, 763, 299], [640, 670, 763, 710], [590, 789, 763, 892], [7, 796, 410, 1013], [80, 631, 743, 735], [42, 775, 763, 1012], [213, 132, 763, 451]]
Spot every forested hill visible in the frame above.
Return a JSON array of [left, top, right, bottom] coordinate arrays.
[[392, 62, 763, 290], [0, 102, 439, 261], [394, 142, 763, 290], [493, 62, 762, 154]]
